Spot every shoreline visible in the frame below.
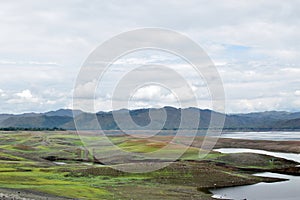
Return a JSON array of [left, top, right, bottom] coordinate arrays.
[[215, 138, 300, 153]]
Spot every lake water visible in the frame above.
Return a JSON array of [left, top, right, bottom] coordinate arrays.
[[220, 131, 300, 141], [214, 148, 300, 163], [211, 172, 300, 200], [212, 146, 300, 200], [106, 130, 300, 141], [53, 161, 67, 165]]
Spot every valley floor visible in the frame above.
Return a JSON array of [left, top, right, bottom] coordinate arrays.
[[0, 131, 299, 199]]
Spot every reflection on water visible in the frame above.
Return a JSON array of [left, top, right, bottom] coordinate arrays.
[[220, 131, 300, 141], [211, 172, 300, 200], [214, 148, 300, 163]]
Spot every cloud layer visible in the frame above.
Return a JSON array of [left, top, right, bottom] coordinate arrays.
[[0, 0, 299, 113]]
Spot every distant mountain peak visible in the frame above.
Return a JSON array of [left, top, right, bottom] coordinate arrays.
[[0, 107, 299, 131]]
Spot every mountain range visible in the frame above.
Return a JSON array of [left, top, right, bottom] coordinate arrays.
[[0, 107, 300, 131]]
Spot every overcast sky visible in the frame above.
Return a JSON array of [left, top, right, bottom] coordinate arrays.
[[0, 0, 300, 114]]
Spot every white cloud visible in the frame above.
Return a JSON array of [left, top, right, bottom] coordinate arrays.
[[0, 89, 7, 98], [131, 85, 177, 103], [74, 79, 98, 98], [0, 60, 61, 66], [9, 89, 39, 103], [295, 90, 300, 96], [16, 90, 33, 98], [0, 0, 300, 113]]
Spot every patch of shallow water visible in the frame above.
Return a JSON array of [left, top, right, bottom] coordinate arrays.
[[53, 162, 67, 165], [220, 131, 300, 141], [82, 162, 104, 167], [214, 148, 300, 163], [211, 172, 300, 200]]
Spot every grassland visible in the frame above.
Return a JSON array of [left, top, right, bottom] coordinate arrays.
[[0, 131, 299, 199]]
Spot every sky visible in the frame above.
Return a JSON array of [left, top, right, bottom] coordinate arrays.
[[0, 0, 300, 114]]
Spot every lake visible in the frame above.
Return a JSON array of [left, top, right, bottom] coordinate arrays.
[[211, 172, 300, 200], [211, 146, 300, 200], [214, 148, 300, 163], [220, 131, 300, 141], [105, 130, 300, 141]]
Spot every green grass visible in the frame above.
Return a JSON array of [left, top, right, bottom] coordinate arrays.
[[0, 167, 111, 198], [0, 152, 27, 161], [0, 131, 292, 199]]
